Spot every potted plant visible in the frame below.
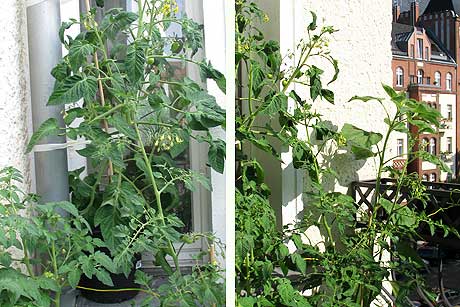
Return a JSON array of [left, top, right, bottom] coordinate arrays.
[[235, 1, 457, 306], [27, 0, 226, 304], [0, 167, 116, 307]]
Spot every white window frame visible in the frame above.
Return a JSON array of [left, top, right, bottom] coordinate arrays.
[[417, 38, 424, 59], [417, 69, 424, 84], [435, 71, 441, 87], [447, 137, 453, 153], [422, 174, 428, 181], [396, 138, 404, 156], [57, 0, 216, 268], [396, 67, 404, 87], [430, 173, 436, 182], [446, 73, 452, 91], [447, 104, 453, 120], [429, 138, 437, 155]]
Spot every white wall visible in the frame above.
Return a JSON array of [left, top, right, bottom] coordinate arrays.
[[273, 0, 394, 223], [0, 0, 33, 189]]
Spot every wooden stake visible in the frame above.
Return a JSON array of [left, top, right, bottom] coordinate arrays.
[[83, 0, 113, 179]]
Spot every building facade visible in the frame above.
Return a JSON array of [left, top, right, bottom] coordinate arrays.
[[393, 0, 458, 181]]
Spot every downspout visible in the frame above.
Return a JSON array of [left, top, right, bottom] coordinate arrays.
[[27, 0, 69, 203]]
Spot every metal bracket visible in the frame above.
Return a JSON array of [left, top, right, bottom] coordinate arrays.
[[33, 140, 90, 153]]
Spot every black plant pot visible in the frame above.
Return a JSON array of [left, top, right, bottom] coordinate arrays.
[[78, 228, 141, 303]]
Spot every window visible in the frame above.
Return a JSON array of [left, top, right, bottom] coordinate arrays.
[[447, 137, 453, 153], [417, 39, 424, 59], [396, 67, 404, 87], [429, 138, 437, 155], [422, 138, 429, 152], [411, 44, 415, 58], [397, 139, 404, 156], [446, 73, 452, 91], [435, 71, 441, 87], [417, 69, 424, 84], [447, 104, 453, 120], [425, 46, 429, 60], [422, 174, 428, 181], [430, 173, 437, 182]]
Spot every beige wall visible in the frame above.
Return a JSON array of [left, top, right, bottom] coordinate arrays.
[[0, 0, 32, 189]]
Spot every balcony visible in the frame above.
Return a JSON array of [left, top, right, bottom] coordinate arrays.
[[392, 159, 406, 170], [409, 75, 438, 88], [352, 178, 460, 246]]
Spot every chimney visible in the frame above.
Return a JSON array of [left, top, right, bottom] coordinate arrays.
[[393, 1, 401, 22], [410, 0, 420, 26]]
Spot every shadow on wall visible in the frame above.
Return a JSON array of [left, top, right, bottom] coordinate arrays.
[[281, 119, 367, 249]]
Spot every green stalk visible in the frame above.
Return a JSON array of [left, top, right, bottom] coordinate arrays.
[[51, 242, 61, 307], [133, 122, 180, 272]]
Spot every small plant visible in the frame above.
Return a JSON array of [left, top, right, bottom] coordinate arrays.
[[236, 1, 458, 306], [0, 167, 116, 306], [26, 0, 226, 305]]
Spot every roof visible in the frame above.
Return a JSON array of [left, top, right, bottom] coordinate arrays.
[[423, 0, 460, 15], [391, 22, 414, 56], [399, 0, 430, 13], [391, 22, 456, 63]]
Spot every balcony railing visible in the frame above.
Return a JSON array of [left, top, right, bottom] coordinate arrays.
[[351, 178, 460, 249], [409, 75, 436, 88]]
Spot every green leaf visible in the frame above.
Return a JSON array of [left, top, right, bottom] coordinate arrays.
[[48, 75, 98, 105], [68, 40, 95, 72], [382, 83, 398, 99], [94, 251, 116, 273], [101, 9, 138, 40], [291, 253, 306, 274], [94, 205, 122, 251], [321, 89, 334, 104], [307, 65, 324, 101], [109, 113, 137, 140], [341, 124, 382, 160], [199, 61, 226, 93], [307, 11, 317, 31], [26, 118, 60, 153], [418, 151, 452, 173], [260, 92, 288, 115], [95, 269, 114, 287], [208, 139, 226, 173], [126, 43, 145, 84]]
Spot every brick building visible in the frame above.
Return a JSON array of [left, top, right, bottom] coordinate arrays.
[[392, 0, 458, 181]]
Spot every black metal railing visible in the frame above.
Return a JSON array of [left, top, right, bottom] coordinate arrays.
[[351, 178, 460, 248]]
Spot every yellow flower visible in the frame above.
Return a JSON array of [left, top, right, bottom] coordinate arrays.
[[263, 14, 270, 23]]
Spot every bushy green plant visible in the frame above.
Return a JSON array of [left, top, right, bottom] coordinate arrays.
[[26, 0, 226, 305], [236, 1, 458, 306], [0, 167, 116, 307]]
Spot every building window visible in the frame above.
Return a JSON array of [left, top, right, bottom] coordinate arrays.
[[397, 139, 404, 156], [429, 138, 437, 155], [447, 137, 453, 153], [447, 104, 453, 120], [422, 174, 428, 181], [446, 73, 452, 91], [396, 67, 404, 87], [435, 71, 441, 87], [411, 44, 415, 58], [417, 69, 424, 84], [417, 39, 424, 59], [430, 173, 437, 182], [425, 47, 429, 60]]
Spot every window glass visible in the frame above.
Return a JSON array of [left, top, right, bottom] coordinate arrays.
[[435, 71, 441, 87], [397, 139, 404, 156], [446, 73, 452, 91], [417, 39, 424, 59], [396, 67, 404, 87], [417, 69, 424, 84]]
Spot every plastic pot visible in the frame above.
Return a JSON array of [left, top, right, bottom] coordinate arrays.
[[78, 228, 141, 303]]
